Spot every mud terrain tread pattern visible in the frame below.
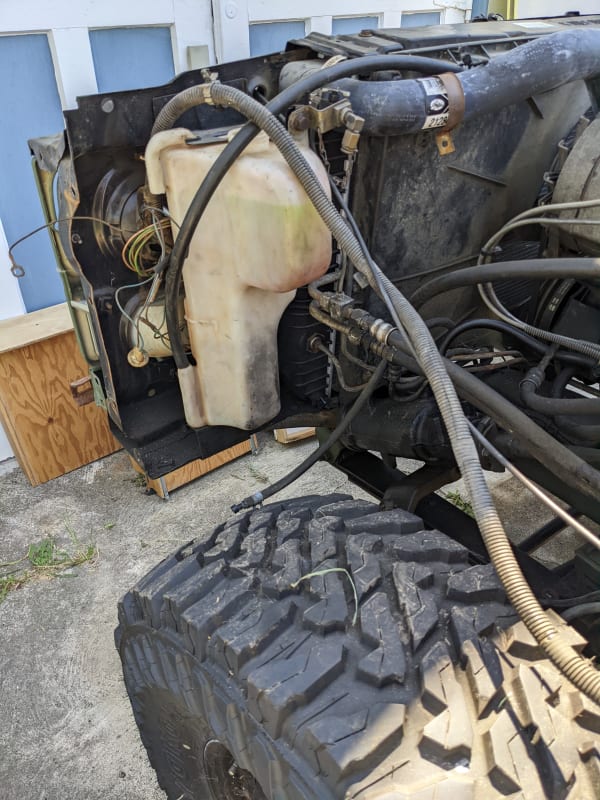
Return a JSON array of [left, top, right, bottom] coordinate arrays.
[[117, 494, 600, 800]]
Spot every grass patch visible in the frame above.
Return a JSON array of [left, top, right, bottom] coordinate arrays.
[[0, 528, 97, 604], [443, 489, 475, 518]]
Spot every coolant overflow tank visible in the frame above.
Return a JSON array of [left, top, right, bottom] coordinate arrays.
[[145, 128, 332, 430]]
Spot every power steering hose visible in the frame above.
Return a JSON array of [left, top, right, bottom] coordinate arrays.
[[150, 55, 463, 372], [192, 82, 600, 703]]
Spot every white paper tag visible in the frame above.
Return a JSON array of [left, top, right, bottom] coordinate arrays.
[[417, 76, 449, 130]]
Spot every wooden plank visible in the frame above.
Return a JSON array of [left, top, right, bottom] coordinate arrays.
[[130, 436, 256, 498], [0, 330, 119, 485], [274, 427, 316, 444], [0, 303, 72, 354]]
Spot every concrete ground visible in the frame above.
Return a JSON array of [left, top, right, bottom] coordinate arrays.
[[0, 433, 588, 799]]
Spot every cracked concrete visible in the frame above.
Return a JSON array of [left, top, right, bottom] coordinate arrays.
[[0, 433, 588, 799]]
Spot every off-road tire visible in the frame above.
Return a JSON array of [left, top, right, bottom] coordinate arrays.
[[116, 494, 600, 799]]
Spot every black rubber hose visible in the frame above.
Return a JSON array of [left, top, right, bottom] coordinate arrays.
[[440, 318, 595, 369], [552, 368, 600, 443], [562, 602, 600, 622], [231, 359, 387, 512], [163, 55, 462, 369], [411, 258, 600, 309], [521, 377, 600, 417], [493, 431, 600, 471], [331, 29, 600, 136]]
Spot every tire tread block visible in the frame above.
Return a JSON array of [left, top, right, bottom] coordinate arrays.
[[276, 515, 305, 545], [305, 702, 406, 780], [506, 613, 587, 661], [135, 558, 202, 627], [163, 560, 226, 628], [388, 531, 468, 564], [247, 639, 347, 738], [358, 592, 407, 687], [229, 530, 268, 576], [262, 539, 305, 599], [211, 597, 295, 673], [315, 499, 378, 521], [303, 559, 349, 633], [421, 641, 453, 716], [450, 603, 512, 655], [182, 575, 255, 659], [345, 508, 423, 536], [462, 639, 503, 716], [484, 709, 547, 797], [394, 563, 439, 650], [511, 664, 581, 790], [346, 534, 383, 600], [202, 522, 244, 564], [572, 691, 600, 734], [247, 509, 278, 533], [420, 658, 473, 761], [446, 564, 506, 603], [309, 517, 341, 566]]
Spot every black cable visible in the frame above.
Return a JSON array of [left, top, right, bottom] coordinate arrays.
[[440, 318, 595, 369], [164, 54, 463, 369], [9, 215, 125, 277], [231, 359, 387, 512], [542, 590, 600, 609], [411, 257, 600, 309]]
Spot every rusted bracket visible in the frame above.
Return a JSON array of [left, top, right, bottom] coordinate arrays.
[[70, 376, 94, 407]]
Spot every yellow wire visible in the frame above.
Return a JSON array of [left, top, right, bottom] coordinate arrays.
[[121, 220, 170, 274]]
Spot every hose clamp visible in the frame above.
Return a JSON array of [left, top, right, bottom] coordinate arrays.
[[437, 72, 465, 132]]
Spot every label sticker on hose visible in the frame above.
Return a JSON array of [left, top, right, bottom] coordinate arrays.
[[417, 76, 449, 130]]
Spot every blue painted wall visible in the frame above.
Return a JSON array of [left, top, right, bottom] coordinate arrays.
[[249, 21, 306, 57], [332, 16, 379, 34], [401, 12, 441, 27], [89, 26, 175, 93], [0, 34, 66, 312]]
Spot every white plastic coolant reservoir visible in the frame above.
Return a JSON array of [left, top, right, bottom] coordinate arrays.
[[145, 127, 332, 430]]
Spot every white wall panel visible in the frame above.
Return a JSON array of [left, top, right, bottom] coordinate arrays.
[[49, 28, 98, 108]]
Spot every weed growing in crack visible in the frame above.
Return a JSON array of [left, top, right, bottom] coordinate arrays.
[[443, 489, 475, 518], [0, 528, 98, 604]]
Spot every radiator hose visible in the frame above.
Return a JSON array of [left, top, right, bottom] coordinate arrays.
[[331, 28, 600, 135], [196, 81, 600, 704]]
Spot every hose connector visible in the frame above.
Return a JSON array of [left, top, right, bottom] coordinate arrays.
[[520, 365, 545, 392], [231, 491, 264, 513]]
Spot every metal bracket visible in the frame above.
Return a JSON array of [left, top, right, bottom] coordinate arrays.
[[381, 464, 460, 513], [70, 376, 95, 407], [436, 130, 455, 156], [288, 89, 364, 155]]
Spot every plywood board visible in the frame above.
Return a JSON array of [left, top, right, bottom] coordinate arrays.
[[0, 329, 119, 485], [274, 427, 316, 444], [130, 436, 256, 498], [0, 302, 72, 354]]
